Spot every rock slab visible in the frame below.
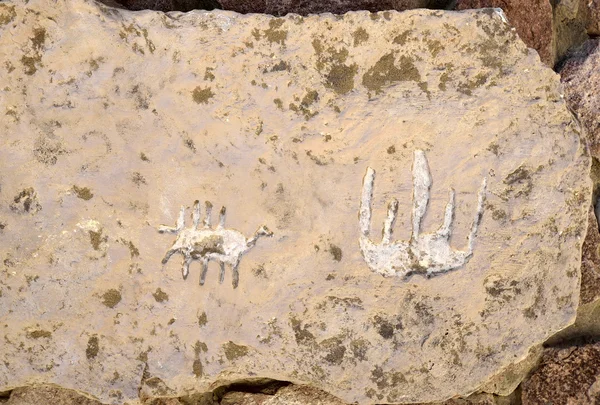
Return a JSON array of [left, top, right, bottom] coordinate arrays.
[[0, 1, 591, 404]]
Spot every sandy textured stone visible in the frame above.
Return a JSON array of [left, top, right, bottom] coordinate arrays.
[[455, 0, 554, 66], [0, 1, 591, 404], [217, 0, 451, 16], [521, 343, 600, 405]]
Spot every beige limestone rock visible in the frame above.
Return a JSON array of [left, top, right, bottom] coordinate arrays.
[[0, 1, 591, 404]]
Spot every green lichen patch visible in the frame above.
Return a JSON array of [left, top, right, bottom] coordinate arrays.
[[290, 316, 315, 346], [325, 63, 358, 95], [31, 27, 46, 51], [204, 67, 215, 81], [194, 341, 208, 356], [131, 172, 147, 186], [320, 337, 346, 365], [33, 136, 67, 165], [89, 229, 106, 251], [328, 244, 342, 262], [352, 27, 369, 46], [312, 39, 357, 95], [26, 329, 52, 339], [192, 359, 203, 377], [350, 339, 369, 361], [10, 187, 41, 214], [263, 19, 287, 45], [192, 86, 215, 104], [152, 288, 169, 302], [119, 238, 140, 258], [362, 53, 421, 95], [21, 55, 41, 76], [0, 4, 17, 26], [222, 341, 249, 361], [426, 39, 443, 57], [197, 311, 208, 327], [457, 72, 489, 96], [140, 152, 150, 161], [86, 336, 99, 359], [72, 185, 93, 200], [392, 30, 412, 45], [301, 90, 319, 107], [101, 289, 121, 308]]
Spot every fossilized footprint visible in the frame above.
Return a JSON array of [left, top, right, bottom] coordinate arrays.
[[359, 150, 487, 278], [159, 200, 273, 288]]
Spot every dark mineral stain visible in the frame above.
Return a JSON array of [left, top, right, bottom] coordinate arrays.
[[387, 145, 396, 154], [152, 288, 169, 303], [102, 289, 121, 308], [72, 185, 93, 200], [86, 336, 99, 359], [192, 86, 214, 104]]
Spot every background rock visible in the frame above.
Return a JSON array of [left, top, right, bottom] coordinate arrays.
[[115, 0, 220, 12], [559, 39, 600, 158], [0, 0, 590, 404], [521, 343, 600, 404], [216, 0, 452, 16], [455, 0, 555, 66]]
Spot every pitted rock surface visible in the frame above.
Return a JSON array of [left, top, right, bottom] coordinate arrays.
[[0, 1, 591, 404]]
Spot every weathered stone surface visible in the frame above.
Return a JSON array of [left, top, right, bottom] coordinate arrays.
[[0, 1, 590, 404], [217, 0, 451, 16], [521, 343, 600, 405], [455, 0, 554, 66], [560, 39, 600, 158]]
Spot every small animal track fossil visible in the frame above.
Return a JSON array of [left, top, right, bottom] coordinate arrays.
[[159, 200, 273, 288], [359, 150, 487, 278]]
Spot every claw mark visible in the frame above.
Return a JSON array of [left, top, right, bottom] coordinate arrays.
[[359, 150, 487, 278], [159, 201, 273, 288]]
